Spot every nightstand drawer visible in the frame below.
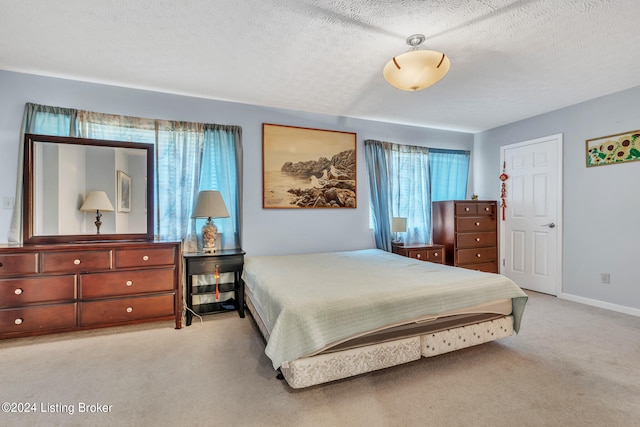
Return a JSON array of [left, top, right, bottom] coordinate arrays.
[[457, 232, 496, 248], [42, 251, 112, 273], [425, 248, 444, 263], [80, 294, 175, 326], [187, 255, 244, 275], [80, 268, 175, 298], [115, 247, 176, 268], [456, 247, 497, 265], [0, 275, 75, 307], [0, 253, 39, 276], [0, 304, 76, 334]]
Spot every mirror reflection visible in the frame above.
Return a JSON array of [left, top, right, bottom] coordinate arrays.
[[23, 134, 154, 243]]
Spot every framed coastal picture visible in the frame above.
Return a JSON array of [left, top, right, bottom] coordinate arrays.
[[586, 130, 640, 167], [117, 170, 131, 212], [262, 123, 356, 208]]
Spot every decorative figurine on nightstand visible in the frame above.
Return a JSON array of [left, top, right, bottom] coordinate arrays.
[[191, 190, 230, 252]]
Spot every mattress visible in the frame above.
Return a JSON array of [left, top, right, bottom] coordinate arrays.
[[242, 248, 528, 370]]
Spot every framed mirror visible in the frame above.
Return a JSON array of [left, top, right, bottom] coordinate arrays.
[[23, 134, 154, 243]]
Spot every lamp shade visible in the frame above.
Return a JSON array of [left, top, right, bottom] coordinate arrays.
[[191, 190, 230, 219], [80, 191, 114, 212], [383, 34, 450, 91], [391, 217, 407, 233]]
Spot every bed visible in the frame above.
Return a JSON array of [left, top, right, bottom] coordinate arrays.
[[242, 248, 528, 388]]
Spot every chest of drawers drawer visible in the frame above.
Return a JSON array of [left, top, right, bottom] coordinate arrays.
[[80, 294, 175, 326], [456, 232, 497, 248], [0, 253, 39, 276], [0, 275, 75, 307], [115, 247, 176, 268], [42, 251, 112, 273], [456, 216, 496, 232], [456, 246, 497, 265], [0, 304, 76, 334], [79, 268, 175, 298]]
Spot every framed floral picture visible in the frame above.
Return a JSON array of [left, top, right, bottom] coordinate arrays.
[[586, 130, 640, 167], [262, 123, 357, 208]]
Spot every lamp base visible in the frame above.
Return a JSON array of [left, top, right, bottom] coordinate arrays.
[[201, 218, 218, 253]]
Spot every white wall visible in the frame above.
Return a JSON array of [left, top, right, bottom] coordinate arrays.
[[474, 85, 640, 312], [0, 70, 473, 255]]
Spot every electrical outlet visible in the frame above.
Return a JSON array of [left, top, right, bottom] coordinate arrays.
[[2, 196, 14, 210], [600, 273, 610, 285]]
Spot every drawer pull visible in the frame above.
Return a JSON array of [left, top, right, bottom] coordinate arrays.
[[475, 222, 480, 226], [484, 207, 490, 211], [416, 254, 421, 259], [14, 318, 23, 325], [433, 252, 439, 257], [465, 207, 470, 211], [142, 255, 149, 261], [476, 237, 481, 242], [126, 307, 133, 313], [126, 280, 133, 286], [476, 253, 482, 258], [74, 259, 81, 265], [14, 288, 23, 295]]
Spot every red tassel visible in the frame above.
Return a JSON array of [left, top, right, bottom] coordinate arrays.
[[215, 265, 220, 300]]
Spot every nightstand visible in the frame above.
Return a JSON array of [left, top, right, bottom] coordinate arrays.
[[183, 249, 245, 326], [392, 243, 445, 264]]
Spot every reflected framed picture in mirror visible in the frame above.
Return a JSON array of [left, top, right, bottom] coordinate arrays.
[[117, 170, 131, 213]]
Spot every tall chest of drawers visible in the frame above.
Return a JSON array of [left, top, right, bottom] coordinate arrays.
[[0, 241, 181, 339], [432, 200, 498, 273]]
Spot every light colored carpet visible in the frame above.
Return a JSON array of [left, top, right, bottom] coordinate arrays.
[[1, 291, 639, 427]]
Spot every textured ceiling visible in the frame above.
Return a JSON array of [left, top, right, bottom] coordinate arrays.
[[1, 0, 640, 132]]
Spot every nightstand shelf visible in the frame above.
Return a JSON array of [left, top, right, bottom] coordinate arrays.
[[183, 249, 245, 326]]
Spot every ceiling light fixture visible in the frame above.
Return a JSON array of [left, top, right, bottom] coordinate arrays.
[[383, 34, 450, 91]]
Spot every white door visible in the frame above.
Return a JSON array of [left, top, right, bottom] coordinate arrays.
[[500, 134, 562, 295]]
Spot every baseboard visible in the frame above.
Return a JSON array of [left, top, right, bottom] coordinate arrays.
[[558, 292, 640, 318]]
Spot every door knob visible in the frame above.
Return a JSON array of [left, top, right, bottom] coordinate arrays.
[[541, 223, 556, 228]]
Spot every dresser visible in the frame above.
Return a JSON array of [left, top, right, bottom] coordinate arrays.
[[0, 241, 181, 339], [432, 200, 498, 273]]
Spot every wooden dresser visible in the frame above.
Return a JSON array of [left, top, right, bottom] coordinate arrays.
[[432, 200, 498, 273], [0, 241, 181, 339]]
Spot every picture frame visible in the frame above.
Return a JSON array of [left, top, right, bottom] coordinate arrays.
[[586, 130, 640, 167], [262, 123, 357, 209], [117, 170, 131, 212]]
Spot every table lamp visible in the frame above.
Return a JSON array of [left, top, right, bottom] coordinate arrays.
[[391, 217, 407, 245], [80, 191, 115, 234], [191, 190, 230, 252]]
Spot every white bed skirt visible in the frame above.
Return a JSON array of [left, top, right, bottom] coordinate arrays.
[[246, 294, 514, 389]]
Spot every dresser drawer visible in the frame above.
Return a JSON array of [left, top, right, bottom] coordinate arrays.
[[456, 247, 497, 265], [475, 202, 495, 216], [456, 232, 497, 248], [456, 216, 496, 232], [80, 294, 175, 326], [0, 275, 75, 307], [0, 304, 76, 334], [0, 253, 39, 276], [425, 247, 444, 263], [80, 268, 175, 298], [455, 202, 479, 215], [42, 251, 112, 273], [115, 247, 176, 268], [187, 255, 244, 275]]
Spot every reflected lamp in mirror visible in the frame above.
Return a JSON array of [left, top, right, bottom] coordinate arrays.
[[80, 191, 115, 234], [191, 190, 230, 252], [391, 217, 407, 245]]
